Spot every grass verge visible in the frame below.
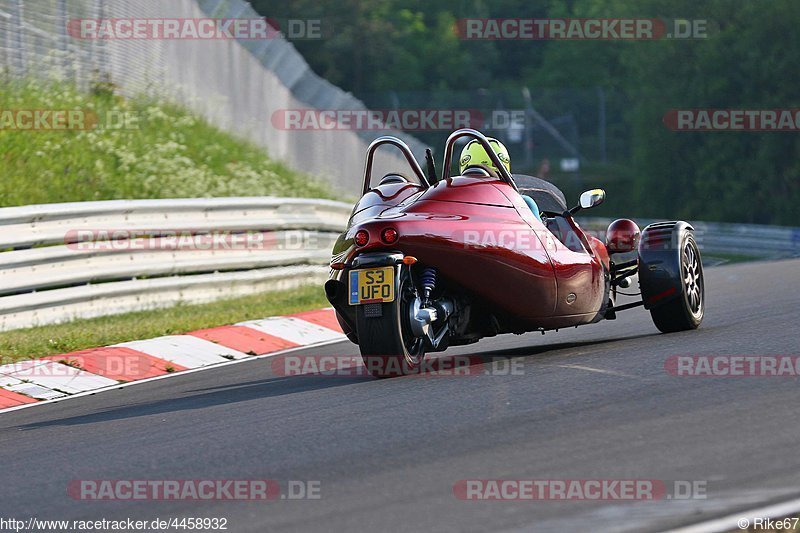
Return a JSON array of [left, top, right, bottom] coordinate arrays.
[[0, 78, 334, 206], [0, 285, 329, 362]]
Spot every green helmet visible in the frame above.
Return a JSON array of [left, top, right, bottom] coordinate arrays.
[[459, 137, 511, 175]]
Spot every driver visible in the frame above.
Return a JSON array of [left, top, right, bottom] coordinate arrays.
[[459, 138, 542, 222], [459, 137, 510, 177]]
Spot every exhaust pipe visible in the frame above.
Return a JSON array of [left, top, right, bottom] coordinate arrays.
[[325, 279, 342, 301]]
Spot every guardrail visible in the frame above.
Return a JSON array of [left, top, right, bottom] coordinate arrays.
[[578, 217, 800, 260], [1, 200, 797, 333], [0, 198, 352, 332]]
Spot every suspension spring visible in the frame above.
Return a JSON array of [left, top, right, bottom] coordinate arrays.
[[420, 267, 437, 305]]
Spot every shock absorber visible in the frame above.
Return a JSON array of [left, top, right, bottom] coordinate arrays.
[[420, 267, 438, 306]]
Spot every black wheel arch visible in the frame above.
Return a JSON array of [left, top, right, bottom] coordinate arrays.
[[637, 221, 696, 310]]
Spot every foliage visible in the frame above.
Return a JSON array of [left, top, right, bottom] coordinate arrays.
[[253, 0, 799, 224], [0, 79, 333, 207]]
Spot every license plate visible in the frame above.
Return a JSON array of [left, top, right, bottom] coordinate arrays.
[[349, 266, 395, 305]]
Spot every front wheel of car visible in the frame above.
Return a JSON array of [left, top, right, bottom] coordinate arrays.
[[649, 232, 705, 332]]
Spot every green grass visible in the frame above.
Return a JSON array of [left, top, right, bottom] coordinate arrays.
[[0, 285, 329, 362], [0, 79, 337, 363], [0, 78, 334, 206]]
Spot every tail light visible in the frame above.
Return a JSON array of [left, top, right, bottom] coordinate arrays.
[[381, 228, 399, 244], [354, 230, 369, 247]]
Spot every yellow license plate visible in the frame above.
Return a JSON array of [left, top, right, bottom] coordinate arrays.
[[348, 266, 395, 305]]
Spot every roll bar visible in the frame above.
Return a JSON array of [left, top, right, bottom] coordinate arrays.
[[362, 136, 430, 196], [440, 128, 519, 192]]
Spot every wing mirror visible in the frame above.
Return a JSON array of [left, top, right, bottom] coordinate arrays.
[[570, 189, 606, 214]]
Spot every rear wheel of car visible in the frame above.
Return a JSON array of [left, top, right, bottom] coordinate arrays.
[[650, 233, 705, 332], [356, 269, 426, 378]]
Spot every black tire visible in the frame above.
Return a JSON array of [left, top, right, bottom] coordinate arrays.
[[356, 269, 426, 378], [649, 232, 705, 332]]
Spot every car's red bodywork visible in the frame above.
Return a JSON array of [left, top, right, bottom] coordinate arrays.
[[330, 173, 612, 333], [326, 130, 702, 367]]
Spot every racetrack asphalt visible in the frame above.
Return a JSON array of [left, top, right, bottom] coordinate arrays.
[[1, 258, 799, 533]]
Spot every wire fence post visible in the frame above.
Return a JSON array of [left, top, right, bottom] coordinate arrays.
[[10, 0, 26, 77], [57, 0, 70, 81], [88, 0, 108, 91]]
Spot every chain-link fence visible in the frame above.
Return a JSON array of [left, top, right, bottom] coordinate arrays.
[[0, 0, 428, 195]]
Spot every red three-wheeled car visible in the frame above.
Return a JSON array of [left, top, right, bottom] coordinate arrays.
[[325, 129, 704, 377]]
